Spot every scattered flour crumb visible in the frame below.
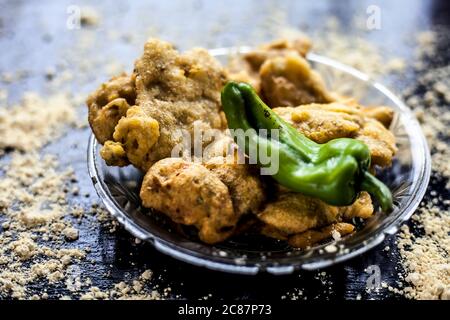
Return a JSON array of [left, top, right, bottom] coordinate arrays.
[[63, 227, 79, 241]]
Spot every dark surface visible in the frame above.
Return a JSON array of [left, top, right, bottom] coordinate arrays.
[[0, 0, 448, 300]]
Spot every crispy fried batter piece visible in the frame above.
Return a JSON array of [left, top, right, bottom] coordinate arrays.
[[140, 158, 236, 244], [87, 73, 136, 144], [288, 223, 355, 249], [228, 38, 334, 107], [274, 102, 397, 167], [356, 119, 397, 167], [140, 158, 266, 244], [227, 38, 312, 93], [258, 193, 341, 236], [258, 192, 373, 239], [205, 158, 266, 216], [259, 53, 335, 107], [97, 39, 227, 171], [341, 191, 374, 220]]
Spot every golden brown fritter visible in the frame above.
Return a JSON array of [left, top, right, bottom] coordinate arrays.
[[97, 39, 227, 171], [140, 157, 266, 244], [205, 158, 266, 216], [140, 158, 237, 244], [87, 73, 136, 144], [257, 192, 373, 240], [273, 102, 397, 167], [288, 223, 355, 249], [341, 191, 374, 220], [258, 193, 341, 236], [274, 103, 362, 143], [227, 38, 312, 94], [259, 53, 335, 107]]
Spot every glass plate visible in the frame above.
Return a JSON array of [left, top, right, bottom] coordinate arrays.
[[87, 48, 431, 275]]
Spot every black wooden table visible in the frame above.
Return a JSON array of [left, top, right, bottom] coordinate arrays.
[[0, 0, 448, 300]]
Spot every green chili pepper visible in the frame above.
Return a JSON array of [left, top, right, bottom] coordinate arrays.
[[221, 81, 393, 211]]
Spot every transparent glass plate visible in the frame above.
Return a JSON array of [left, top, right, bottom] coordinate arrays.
[[87, 48, 431, 275]]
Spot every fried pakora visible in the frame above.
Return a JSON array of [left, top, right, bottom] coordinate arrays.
[[91, 39, 227, 172], [259, 53, 335, 107], [228, 38, 335, 107], [258, 191, 373, 241], [140, 157, 266, 244], [228, 38, 312, 94], [273, 102, 397, 167]]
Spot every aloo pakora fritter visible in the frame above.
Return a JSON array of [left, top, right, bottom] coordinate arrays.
[[140, 157, 265, 244], [273, 102, 397, 167], [88, 39, 227, 172], [87, 37, 396, 249]]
